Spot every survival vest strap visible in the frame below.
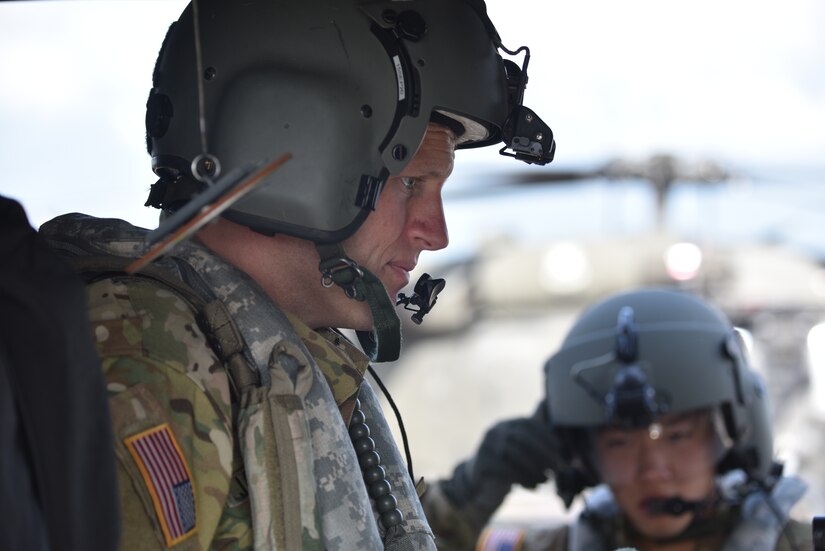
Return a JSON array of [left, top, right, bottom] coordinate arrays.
[[66, 254, 259, 395], [63, 253, 322, 550]]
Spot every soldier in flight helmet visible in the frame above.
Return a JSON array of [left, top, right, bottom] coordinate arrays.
[[40, 0, 554, 549], [426, 288, 813, 551], [546, 287, 774, 501], [144, 0, 557, 357], [143, 0, 554, 361]]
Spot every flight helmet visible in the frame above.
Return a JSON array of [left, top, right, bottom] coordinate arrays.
[[544, 288, 774, 506], [144, 0, 555, 242]]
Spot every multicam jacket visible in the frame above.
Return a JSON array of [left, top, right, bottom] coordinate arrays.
[[41, 213, 436, 551]]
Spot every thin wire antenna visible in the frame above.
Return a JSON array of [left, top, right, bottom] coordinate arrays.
[[499, 43, 528, 58], [191, 0, 210, 162], [501, 44, 530, 107]]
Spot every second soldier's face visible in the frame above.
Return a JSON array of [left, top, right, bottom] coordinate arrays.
[[333, 123, 455, 330], [593, 410, 717, 541]]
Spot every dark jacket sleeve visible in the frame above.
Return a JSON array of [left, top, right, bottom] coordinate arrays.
[[0, 197, 120, 551]]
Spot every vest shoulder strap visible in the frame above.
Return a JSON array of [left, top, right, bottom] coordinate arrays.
[[67, 253, 258, 391], [68, 253, 319, 550]]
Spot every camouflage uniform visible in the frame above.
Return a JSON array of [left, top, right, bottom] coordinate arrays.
[[41, 213, 436, 551], [426, 476, 812, 551]]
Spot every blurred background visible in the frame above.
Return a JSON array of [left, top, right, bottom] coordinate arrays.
[[2, 0, 824, 528]]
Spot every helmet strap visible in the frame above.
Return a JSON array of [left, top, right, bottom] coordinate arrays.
[[316, 243, 401, 362]]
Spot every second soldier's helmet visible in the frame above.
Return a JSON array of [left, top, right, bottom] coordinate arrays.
[[544, 288, 773, 506], [145, 0, 554, 242]]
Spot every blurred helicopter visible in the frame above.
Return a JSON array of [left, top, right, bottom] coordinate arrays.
[[380, 153, 825, 521], [402, 154, 825, 410], [402, 153, 825, 337]]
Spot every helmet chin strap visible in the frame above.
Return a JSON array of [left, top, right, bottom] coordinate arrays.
[[316, 243, 401, 362]]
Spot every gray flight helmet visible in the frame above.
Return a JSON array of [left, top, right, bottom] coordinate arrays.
[[145, 0, 553, 242], [544, 288, 774, 506]]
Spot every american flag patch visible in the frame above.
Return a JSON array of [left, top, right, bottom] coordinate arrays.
[[477, 527, 525, 551], [124, 424, 197, 546]]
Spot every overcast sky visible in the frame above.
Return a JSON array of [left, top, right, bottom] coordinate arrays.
[[1, 0, 823, 234]]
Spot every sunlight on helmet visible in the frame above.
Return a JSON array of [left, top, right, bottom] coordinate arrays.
[[734, 326, 754, 356]]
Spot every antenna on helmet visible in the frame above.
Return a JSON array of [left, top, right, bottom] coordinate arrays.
[[189, 0, 221, 184]]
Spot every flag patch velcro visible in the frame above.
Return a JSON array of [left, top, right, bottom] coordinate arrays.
[[124, 423, 197, 546], [478, 527, 525, 551]]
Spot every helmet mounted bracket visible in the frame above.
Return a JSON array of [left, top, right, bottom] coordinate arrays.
[[570, 306, 666, 429], [604, 306, 665, 428], [496, 45, 556, 165]]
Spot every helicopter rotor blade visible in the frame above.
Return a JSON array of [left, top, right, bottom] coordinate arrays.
[[444, 166, 602, 200], [444, 154, 734, 201]]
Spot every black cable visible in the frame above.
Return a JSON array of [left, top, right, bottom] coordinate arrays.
[[367, 365, 415, 484]]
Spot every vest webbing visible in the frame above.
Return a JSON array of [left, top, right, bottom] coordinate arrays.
[[67, 255, 258, 395], [60, 253, 315, 549]]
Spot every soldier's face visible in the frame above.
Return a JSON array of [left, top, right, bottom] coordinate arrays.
[[593, 410, 717, 540], [196, 123, 456, 332], [338, 123, 455, 329]]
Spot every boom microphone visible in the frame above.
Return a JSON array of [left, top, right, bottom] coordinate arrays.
[[645, 496, 714, 516], [396, 273, 445, 325]]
